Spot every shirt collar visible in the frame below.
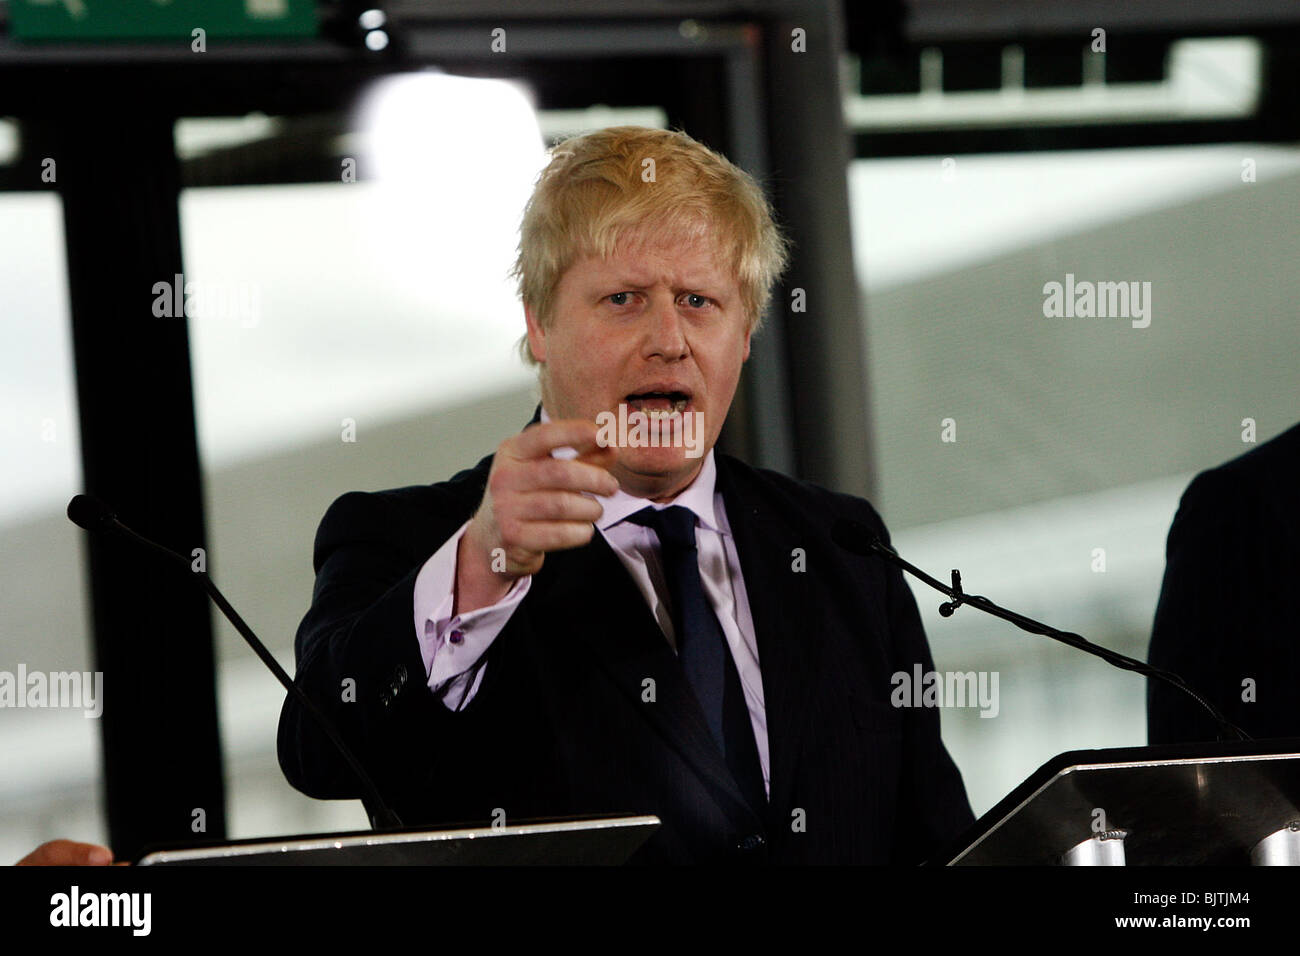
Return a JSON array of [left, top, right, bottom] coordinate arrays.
[[539, 404, 721, 533]]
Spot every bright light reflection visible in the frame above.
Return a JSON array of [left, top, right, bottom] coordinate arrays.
[[356, 72, 548, 334]]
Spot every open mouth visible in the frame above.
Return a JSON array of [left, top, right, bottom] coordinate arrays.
[[625, 390, 691, 417]]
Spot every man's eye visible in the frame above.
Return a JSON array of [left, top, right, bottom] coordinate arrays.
[[608, 292, 633, 306], [683, 294, 710, 309]]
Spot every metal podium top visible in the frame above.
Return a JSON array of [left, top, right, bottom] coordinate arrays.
[[137, 814, 661, 866], [941, 738, 1300, 865]]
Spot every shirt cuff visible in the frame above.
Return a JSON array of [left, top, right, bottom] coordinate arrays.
[[413, 520, 531, 699]]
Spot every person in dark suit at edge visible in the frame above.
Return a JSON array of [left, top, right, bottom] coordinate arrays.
[[1148, 421, 1300, 744], [278, 126, 974, 863]]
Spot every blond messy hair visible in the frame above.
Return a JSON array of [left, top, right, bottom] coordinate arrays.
[[510, 125, 789, 366]]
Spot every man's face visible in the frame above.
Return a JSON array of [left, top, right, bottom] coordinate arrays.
[[525, 231, 750, 501]]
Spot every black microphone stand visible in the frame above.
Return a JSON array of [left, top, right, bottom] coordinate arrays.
[[860, 530, 1251, 743]]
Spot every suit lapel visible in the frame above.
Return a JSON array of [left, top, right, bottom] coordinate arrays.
[[715, 455, 827, 817], [533, 529, 762, 825]]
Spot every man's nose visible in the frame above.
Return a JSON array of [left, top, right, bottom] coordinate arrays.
[[642, 296, 689, 360]]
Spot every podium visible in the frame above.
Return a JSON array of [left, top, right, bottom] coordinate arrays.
[[136, 814, 660, 865], [937, 737, 1300, 865]]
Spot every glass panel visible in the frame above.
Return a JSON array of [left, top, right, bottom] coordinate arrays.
[[0, 181, 102, 865], [850, 142, 1300, 814]]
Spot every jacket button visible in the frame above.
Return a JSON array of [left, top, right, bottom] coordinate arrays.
[[385, 667, 407, 699], [736, 834, 766, 852]]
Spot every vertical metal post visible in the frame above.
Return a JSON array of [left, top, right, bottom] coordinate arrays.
[[724, 30, 797, 477], [762, 0, 875, 496], [53, 113, 227, 860]]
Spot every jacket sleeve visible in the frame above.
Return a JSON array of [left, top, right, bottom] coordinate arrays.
[[276, 488, 491, 815], [1146, 467, 1262, 743]]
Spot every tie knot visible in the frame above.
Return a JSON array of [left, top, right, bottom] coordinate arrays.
[[625, 505, 698, 552]]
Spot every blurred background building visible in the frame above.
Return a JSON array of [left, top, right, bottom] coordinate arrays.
[[1, 0, 1297, 862]]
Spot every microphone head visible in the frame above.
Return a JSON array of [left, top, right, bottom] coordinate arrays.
[[67, 494, 116, 532], [831, 518, 883, 556]]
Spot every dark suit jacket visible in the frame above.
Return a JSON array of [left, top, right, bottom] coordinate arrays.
[[1147, 422, 1300, 743], [278, 435, 974, 864]]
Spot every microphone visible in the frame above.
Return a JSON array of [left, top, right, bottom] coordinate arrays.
[[830, 518, 892, 559], [831, 517, 1251, 743], [67, 494, 404, 828], [67, 493, 119, 533], [832, 518, 965, 616], [829, 517, 879, 554]]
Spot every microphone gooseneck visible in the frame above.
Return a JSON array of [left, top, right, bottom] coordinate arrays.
[[832, 517, 1252, 743], [67, 494, 404, 829]]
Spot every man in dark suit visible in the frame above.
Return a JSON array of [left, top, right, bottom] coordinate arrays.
[[278, 126, 973, 863], [1147, 421, 1300, 743]]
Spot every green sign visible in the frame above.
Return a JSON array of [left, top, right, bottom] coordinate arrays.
[[10, 0, 318, 41]]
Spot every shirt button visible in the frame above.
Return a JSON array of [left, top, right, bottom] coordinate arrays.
[[448, 629, 464, 645]]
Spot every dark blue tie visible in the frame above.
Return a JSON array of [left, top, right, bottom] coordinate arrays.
[[626, 505, 767, 814]]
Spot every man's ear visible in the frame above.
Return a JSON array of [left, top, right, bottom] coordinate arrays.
[[524, 303, 547, 364], [742, 325, 752, 362]]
